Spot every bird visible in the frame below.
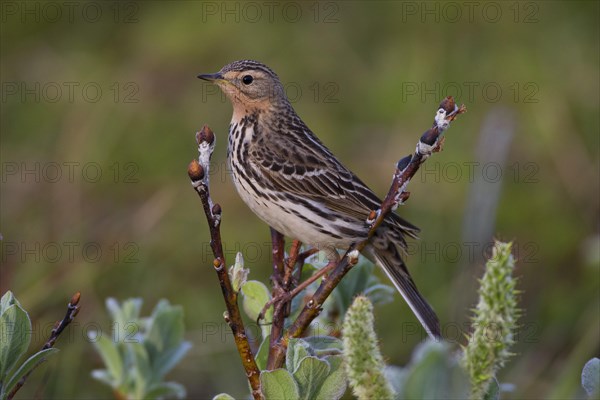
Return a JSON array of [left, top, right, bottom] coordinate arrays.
[[198, 60, 440, 339]]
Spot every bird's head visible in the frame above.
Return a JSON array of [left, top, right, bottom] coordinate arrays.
[[198, 60, 286, 117]]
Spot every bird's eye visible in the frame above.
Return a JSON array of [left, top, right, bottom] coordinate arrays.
[[242, 75, 253, 85]]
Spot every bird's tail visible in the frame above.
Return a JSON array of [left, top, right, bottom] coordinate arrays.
[[364, 228, 441, 340]]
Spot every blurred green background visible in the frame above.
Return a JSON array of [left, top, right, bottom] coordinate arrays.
[[1, 1, 598, 399]]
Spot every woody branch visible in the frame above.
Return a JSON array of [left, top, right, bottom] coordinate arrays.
[[188, 126, 263, 400]]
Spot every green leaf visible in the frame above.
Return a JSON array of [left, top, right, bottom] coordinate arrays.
[[229, 252, 249, 293], [145, 302, 187, 377], [582, 357, 600, 397], [313, 355, 347, 400], [329, 262, 372, 315], [212, 393, 236, 400], [255, 335, 270, 371], [0, 304, 31, 381], [299, 263, 319, 284], [105, 297, 122, 322], [89, 332, 123, 386], [148, 303, 184, 351], [3, 347, 59, 396], [402, 340, 469, 400], [363, 283, 395, 306], [145, 381, 186, 399], [260, 369, 300, 399], [153, 341, 192, 379], [146, 302, 190, 377], [286, 338, 311, 373], [130, 342, 152, 398], [150, 299, 170, 315], [107, 298, 143, 344], [241, 281, 272, 338], [292, 356, 330, 400], [121, 298, 144, 321], [0, 292, 20, 316], [107, 298, 143, 329]]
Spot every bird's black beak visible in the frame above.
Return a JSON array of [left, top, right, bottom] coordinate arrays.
[[197, 72, 224, 81]]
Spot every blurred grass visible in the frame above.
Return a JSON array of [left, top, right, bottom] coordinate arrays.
[[1, 1, 598, 399]]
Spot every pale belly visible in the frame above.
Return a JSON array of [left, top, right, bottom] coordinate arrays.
[[229, 160, 351, 250]]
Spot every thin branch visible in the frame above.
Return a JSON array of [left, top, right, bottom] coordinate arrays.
[[258, 259, 338, 324], [188, 126, 263, 400], [268, 96, 467, 368], [7, 292, 81, 400], [267, 228, 286, 370], [291, 247, 319, 287], [283, 240, 302, 288]]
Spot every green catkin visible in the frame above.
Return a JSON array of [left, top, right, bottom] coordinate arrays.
[[343, 295, 394, 400], [462, 241, 519, 399]]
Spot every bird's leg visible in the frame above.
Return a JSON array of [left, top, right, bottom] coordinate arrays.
[[323, 248, 341, 279]]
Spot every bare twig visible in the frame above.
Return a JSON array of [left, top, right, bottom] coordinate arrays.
[[188, 126, 263, 400], [7, 292, 81, 400], [267, 228, 286, 370], [283, 240, 302, 289], [268, 96, 466, 368], [258, 259, 338, 325]]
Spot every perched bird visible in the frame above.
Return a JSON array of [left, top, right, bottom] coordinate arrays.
[[198, 60, 440, 339]]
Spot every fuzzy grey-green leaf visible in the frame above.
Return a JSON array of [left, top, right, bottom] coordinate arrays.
[[145, 381, 186, 399], [89, 332, 123, 386], [402, 340, 469, 400], [260, 369, 300, 399], [313, 355, 346, 400], [581, 357, 600, 397], [241, 280, 272, 338], [153, 341, 192, 379], [293, 356, 330, 400], [241, 281, 272, 320], [0, 291, 20, 316], [0, 304, 31, 382], [229, 252, 249, 293], [3, 347, 59, 396], [286, 338, 311, 373], [255, 335, 270, 371], [212, 394, 236, 400]]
